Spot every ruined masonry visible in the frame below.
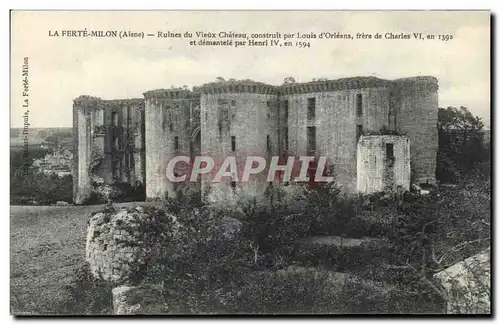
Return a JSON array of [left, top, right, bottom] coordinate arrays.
[[85, 206, 180, 284], [357, 135, 411, 193], [73, 76, 439, 203], [85, 206, 179, 314]]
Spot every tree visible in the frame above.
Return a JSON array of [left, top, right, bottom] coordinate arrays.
[[45, 135, 59, 147], [283, 77, 296, 84], [437, 106, 488, 183], [438, 106, 484, 136]]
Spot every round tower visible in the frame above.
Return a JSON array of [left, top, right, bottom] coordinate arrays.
[[395, 76, 439, 185], [196, 80, 279, 202], [143, 89, 198, 199]]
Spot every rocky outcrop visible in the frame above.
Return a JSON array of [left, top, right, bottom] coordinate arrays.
[[434, 249, 490, 314]]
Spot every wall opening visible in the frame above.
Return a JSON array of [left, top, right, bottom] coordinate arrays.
[[356, 125, 363, 142], [113, 136, 119, 151], [386, 143, 395, 167], [386, 143, 394, 158], [112, 160, 120, 180], [190, 129, 201, 156], [266, 135, 271, 153], [174, 136, 179, 151], [112, 112, 119, 126], [218, 99, 230, 135], [356, 94, 363, 117], [307, 98, 316, 120], [307, 126, 316, 154], [388, 113, 396, 131], [231, 136, 236, 152], [388, 92, 396, 131]]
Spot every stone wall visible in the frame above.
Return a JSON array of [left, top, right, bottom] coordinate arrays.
[[73, 96, 99, 204], [85, 206, 180, 284], [143, 89, 200, 199], [199, 83, 278, 201], [73, 96, 146, 204], [356, 135, 411, 193], [395, 77, 439, 185], [281, 85, 392, 192], [74, 75, 439, 201]]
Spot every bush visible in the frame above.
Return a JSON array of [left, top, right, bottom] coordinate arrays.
[[133, 204, 256, 313], [62, 262, 114, 315], [338, 276, 444, 314], [237, 178, 349, 252], [82, 181, 146, 205], [10, 169, 73, 205], [162, 187, 206, 215], [229, 269, 339, 314]]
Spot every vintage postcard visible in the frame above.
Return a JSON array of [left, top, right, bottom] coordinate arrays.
[[10, 10, 491, 315]]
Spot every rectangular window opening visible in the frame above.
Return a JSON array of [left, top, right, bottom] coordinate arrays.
[[307, 126, 316, 153], [356, 125, 363, 142], [307, 98, 316, 119], [112, 112, 119, 126], [231, 181, 236, 189], [283, 100, 289, 122], [112, 159, 121, 179], [113, 136, 119, 151], [174, 136, 179, 151], [267, 135, 271, 152], [231, 136, 236, 152], [386, 143, 394, 158], [356, 94, 363, 117]]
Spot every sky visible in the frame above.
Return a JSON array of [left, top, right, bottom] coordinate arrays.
[[10, 10, 490, 128]]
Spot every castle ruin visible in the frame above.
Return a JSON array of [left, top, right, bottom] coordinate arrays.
[[73, 76, 438, 204]]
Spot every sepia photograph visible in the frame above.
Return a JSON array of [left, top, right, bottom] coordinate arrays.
[[9, 10, 491, 316]]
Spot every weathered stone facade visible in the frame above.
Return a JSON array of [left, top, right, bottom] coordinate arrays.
[[357, 135, 411, 194], [198, 82, 279, 200], [85, 206, 180, 284], [73, 96, 145, 204], [74, 76, 438, 202], [143, 89, 200, 199]]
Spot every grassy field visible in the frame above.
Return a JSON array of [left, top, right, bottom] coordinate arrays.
[[10, 203, 140, 315]]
